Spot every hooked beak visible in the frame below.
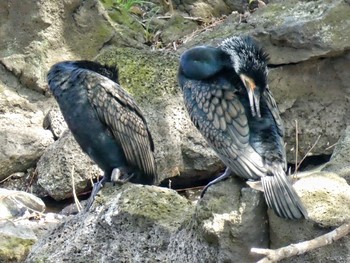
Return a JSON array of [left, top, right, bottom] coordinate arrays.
[[240, 74, 261, 118]]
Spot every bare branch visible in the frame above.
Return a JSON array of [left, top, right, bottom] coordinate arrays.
[[295, 135, 321, 172], [70, 166, 82, 212], [251, 222, 350, 262], [325, 142, 337, 151], [294, 119, 299, 173], [152, 15, 204, 22]]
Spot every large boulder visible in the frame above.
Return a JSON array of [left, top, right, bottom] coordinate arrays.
[[0, 64, 53, 182], [26, 178, 268, 263], [0, 189, 62, 263], [167, 177, 268, 262], [0, 188, 45, 219], [36, 130, 102, 201], [25, 184, 194, 262], [0, 0, 146, 93], [269, 170, 350, 262]]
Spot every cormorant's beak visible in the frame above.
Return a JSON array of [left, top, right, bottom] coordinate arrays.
[[240, 74, 261, 118]]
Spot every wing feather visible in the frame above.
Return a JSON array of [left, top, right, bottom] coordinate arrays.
[[182, 78, 266, 180], [81, 72, 156, 179], [263, 86, 287, 169]]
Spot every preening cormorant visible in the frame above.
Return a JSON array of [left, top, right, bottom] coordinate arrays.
[[178, 36, 308, 219], [48, 60, 157, 210]]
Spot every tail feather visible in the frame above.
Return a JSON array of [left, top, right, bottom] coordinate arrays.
[[261, 167, 308, 219]]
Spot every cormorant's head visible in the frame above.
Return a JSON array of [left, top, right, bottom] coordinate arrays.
[[179, 46, 231, 80], [74, 60, 119, 83], [220, 36, 269, 117]]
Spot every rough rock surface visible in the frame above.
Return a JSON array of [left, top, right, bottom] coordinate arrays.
[[294, 171, 350, 227], [0, 221, 37, 263], [167, 177, 268, 263], [43, 107, 68, 140], [0, 64, 53, 182], [268, 53, 350, 161], [0, 213, 64, 263], [269, 217, 350, 263], [0, 0, 146, 93], [0, 188, 45, 219], [322, 126, 350, 183], [169, 0, 247, 17], [36, 130, 103, 201], [268, 170, 350, 262], [26, 178, 268, 263], [25, 184, 194, 262]]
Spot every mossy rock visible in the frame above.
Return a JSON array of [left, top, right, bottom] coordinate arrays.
[[100, 0, 145, 35], [0, 234, 36, 262], [96, 47, 179, 101], [97, 183, 194, 229]]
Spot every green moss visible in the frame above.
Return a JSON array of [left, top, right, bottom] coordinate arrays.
[[65, 20, 115, 59], [100, 0, 145, 34], [96, 47, 179, 101], [99, 184, 194, 229], [0, 235, 36, 262]]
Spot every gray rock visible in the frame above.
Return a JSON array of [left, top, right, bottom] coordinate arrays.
[[0, 188, 45, 219], [43, 107, 68, 140], [36, 130, 102, 201], [0, 221, 37, 263], [160, 14, 198, 44], [0, 213, 64, 263], [167, 177, 269, 262], [0, 64, 53, 181], [250, 0, 350, 64], [268, 53, 350, 161], [171, 0, 246, 17], [0, 0, 146, 93], [25, 184, 194, 262], [180, 0, 350, 64], [0, 122, 53, 182], [293, 171, 350, 227], [268, 171, 350, 262], [322, 126, 350, 183], [0, 168, 48, 198], [269, 216, 350, 263], [26, 179, 268, 263]]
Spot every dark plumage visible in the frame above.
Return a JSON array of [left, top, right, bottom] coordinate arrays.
[[178, 36, 308, 219], [48, 60, 157, 210]]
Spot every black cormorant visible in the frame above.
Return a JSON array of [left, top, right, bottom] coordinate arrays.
[[178, 36, 307, 219], [47, 60, 157, 210]]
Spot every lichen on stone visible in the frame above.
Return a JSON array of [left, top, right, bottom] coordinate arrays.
[[0, 234, 36, 262], [96, 47, 180, 101]]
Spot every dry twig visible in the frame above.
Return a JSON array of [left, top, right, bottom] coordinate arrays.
[[251, 222, 350, 262], [0, 173, 16, 184], [295, 135, 321, 172], [155, 15, 204, 22], [70, 166, 82, 212], [294, 119, 299, 173]]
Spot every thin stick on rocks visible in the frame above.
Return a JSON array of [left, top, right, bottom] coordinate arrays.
[[294, 119, 299, 173], [251, 222, 350, 263], [71, 166, 82, 212], [295, 135, 321, 172]]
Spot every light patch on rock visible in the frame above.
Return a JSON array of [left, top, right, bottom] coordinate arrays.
[[294, 171, 350, 227]]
